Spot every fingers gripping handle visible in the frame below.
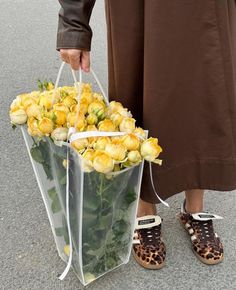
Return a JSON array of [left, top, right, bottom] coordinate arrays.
[[53, 61, 109, 106]]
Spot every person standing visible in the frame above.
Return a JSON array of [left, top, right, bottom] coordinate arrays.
[[56, 0, 236, 268]]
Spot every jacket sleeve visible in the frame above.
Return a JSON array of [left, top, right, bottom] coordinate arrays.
[[56, 0, 96, 51]]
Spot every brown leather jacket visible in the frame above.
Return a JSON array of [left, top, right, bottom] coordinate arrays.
[[57, 0, 96, 51]]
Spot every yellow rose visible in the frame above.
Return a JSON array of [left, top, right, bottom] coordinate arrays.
[[86, 124, 98, 144], [60, 86, 76, 97], [134, 127, 146, 139], [119, 117, 136, 133], [27, 117, 43, 137], [10, 98, 21, 111], [118, 108, 132, 118], [98, 119, 116, 132], [140, 137, 163, 161], [43, 109, 53, 120], [110, 136, 123, 144], [86, 125, 98, 131], [22, 96, 37, 110], [81, 91, 93, 104], [53, 103, 70, 114], [109, 112, 123, 126], [71, 138, 89, 151], [30, 91, 41, 99], [75, 112, 87, 131], [79, 99, 89, 115], [82, 148, 95, 161], [93, 136, 111, 150], [122, 133, 140, 150], [16, 93, 29, 102], [38, 117, 54, 134], [67, 111, 86, 130], [88, 100, 105, 116], [62, 159, 68, 169], [25, 103, 42, 119], [84, 272, 96, 284], [127, 150, 142, 163], [9, 108, 27, 124], [54, 110, 67, 126], [70, 101, 88, 115], [67, 112, 76, 127], [81, 148, 95, 172], [81, 83, 92, 93], [93, 151, 114, 173], [39, 95, 53, 110], [64, 245, 70, 257], [105, 143, 127, 161], [51, 127, 68, 141], [108, 101, 123, 113], [48, 90, 61, 103], [62, 96, 77, 108], [93, 93, 104, 102], [86, 112, 98, 125]]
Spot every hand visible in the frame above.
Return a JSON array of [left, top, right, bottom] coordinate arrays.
[[59, 49, 90, 72]]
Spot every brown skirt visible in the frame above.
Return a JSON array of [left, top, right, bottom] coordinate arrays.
[[104, 0, 236, 203]]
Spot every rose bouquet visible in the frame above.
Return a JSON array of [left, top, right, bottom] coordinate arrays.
[[9, 63, 163, 285]]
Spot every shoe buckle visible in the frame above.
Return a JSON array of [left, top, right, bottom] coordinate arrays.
[[135, 215, 162, 230], [191, 212, 223, 221]]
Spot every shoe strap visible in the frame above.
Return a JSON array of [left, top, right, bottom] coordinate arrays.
[[134, 215, 162, 230], [191, 212, 223, 221], [181, 199, 223, 221]]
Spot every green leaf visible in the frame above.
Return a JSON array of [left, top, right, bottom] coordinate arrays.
[[122, 190, 137, 207], [112, 220, 128, 236], [48, 187, 56, 199], [83, 194, 100, 212], [37, 79, 44, 92], [60, 90, 69, 99], [43, 80, 49, 90], [55, 224, 69, 245], [51, 197, 62, 214], [55, 227, 64, 236], [105, 256, 117, 269], [96, 213, 112, 231], [42, 163, 53, 180], [59, 175, 67, 185], [30, 147, 44, 163], [82, 211, 98, 230], [11, 124, 17, 130], [87, 245, 105, 258]]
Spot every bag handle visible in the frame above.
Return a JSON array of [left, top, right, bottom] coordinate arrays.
[[53, 61, 110, 131], [53, 61, 110, 106]]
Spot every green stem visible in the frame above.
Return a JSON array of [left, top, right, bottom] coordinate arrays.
[[31, 136, 37, 146]]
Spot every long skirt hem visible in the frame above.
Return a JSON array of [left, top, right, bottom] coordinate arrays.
[[141, 158, 236, 204]]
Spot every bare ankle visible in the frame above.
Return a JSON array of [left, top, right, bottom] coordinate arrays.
[[185, 202, 203, 214], [137, 198, 157, 217]]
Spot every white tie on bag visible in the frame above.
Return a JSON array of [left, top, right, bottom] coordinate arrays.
[[54, 62, 169, 281]]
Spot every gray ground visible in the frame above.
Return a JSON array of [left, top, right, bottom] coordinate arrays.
[[1, 1, 236, 289]]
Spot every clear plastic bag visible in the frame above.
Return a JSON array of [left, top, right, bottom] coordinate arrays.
[[21, 126, 145, 285], [20, 62, 147, 285]]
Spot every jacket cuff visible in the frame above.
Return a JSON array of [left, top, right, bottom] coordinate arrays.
[[56, 30, 92, 51]]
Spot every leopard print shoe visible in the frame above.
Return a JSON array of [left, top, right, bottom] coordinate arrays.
[[132, 215, 166, 269], [177, 200, 224, 265]]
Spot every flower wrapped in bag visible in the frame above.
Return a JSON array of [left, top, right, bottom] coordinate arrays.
[[10, 62, 166, 286]]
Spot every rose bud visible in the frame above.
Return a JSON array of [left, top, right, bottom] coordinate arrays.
[[9, 108, 27, 125], [140, 137, 163, 161]]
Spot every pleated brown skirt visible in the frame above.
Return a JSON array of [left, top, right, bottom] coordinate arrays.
[[104, 0, 236, 203]]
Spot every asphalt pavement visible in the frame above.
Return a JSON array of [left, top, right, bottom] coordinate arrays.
[[1, 1, 236, 289]]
